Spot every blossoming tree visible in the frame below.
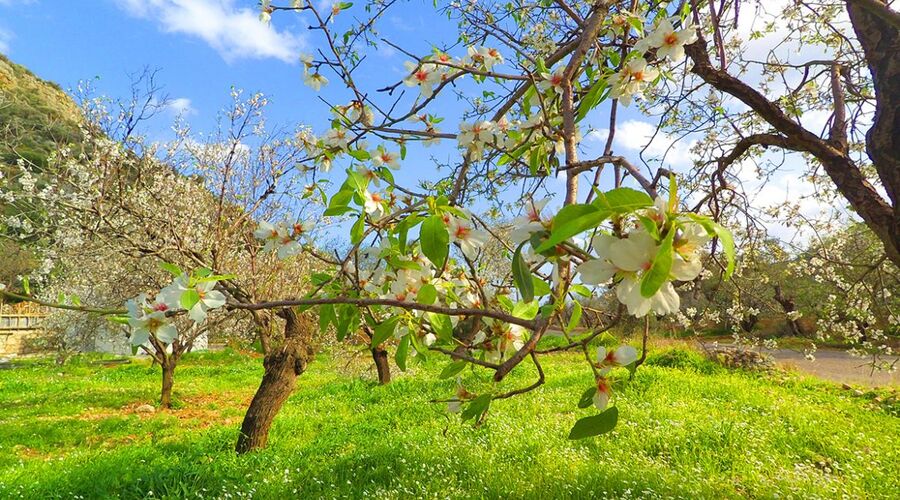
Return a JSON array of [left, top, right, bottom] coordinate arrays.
[[3, 0, 898, 456]]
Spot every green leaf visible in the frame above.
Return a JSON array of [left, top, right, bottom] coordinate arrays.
[[536, 204, 609, 253], [512, 242, 535, 303], [336, 304, 359, 341], [427, 312, 453, 341], [324, 185, 355, 216], [577, 385, 597, 409], [715, 223, 736, 280], [532, 276, 551, 297], [417, 283, 438, 305], [461, 394, 492, 422], [348, 149, 370, 161], [396, 215, 421, 253], [576, 78, 608, 122], [107, 315, 130, 326], [636, 214, 660, 240], [319, 304, 336, 334], [311, 272, 333, 286], [385, 256, 421, 271], [668, 173, 678, 212], [570, 284, 592, 297], [566, 301, 582, 333], [595, 187, 654, 213], [568, 407, 618, 439], [395, 335, 410, 371], [420, 215, 449, 269], [180, 288, 201, 311], [640, 229, 675, 298], [439, 360, 467, 379], [512, 301, 540, 320], [351, 214, 365, 244], [159, 262, 183, 277], [194, 267, 213, 278], [371, 317, 400, 347], [540, 303, 556, 319], [684, 215, 735, 280]]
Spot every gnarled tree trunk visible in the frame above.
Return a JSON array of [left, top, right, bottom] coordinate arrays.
[[236, 308, 313, 454]]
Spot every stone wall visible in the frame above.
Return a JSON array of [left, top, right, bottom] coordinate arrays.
[[0, 329, 42, 357]]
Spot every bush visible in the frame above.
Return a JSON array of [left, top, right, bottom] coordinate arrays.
[[645, 347, 719, 374]]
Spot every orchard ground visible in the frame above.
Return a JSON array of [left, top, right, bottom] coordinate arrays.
[[1, 342, 898, 499]]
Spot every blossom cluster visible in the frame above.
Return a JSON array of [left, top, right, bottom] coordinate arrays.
[[608, 17, 698, 105], [125, 273, 227, 347]]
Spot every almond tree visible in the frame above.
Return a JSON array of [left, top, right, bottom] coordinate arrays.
[[0, 89, 321, 408], [5, 0, 897, 455]]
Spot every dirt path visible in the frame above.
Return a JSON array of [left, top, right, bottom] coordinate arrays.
[[704, 344, 898, 387]]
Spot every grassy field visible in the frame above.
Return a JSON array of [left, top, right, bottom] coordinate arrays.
[[0, 345, 898, 499]]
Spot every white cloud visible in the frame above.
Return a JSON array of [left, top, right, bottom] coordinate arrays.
[[0, 27, 12, 53], [167, 97, 196, 116], [114, 0, 305, 63], [587, 119, 696, 170]]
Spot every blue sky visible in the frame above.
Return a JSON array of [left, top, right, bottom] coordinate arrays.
[[0, 0, 644, 165], [0, 1, 484, 141], [0, 1, 648, 208], [0, 0, 832, 243]]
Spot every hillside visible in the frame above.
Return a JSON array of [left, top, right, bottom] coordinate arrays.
[[0, 53, 82, 168], [1, 54, 84, 285]]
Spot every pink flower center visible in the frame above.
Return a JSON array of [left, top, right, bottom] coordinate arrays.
[[455, 225, 471, 239], [664, 33, 679, 46], [596, 378, 610, 393], [415, 70, 429, 82]]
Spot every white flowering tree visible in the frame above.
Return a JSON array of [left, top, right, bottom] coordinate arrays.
[[1, 87, 323, 408], [3, 0, 898, 455]]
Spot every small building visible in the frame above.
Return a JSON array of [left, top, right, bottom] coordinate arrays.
[[0, 301, 47, 357]]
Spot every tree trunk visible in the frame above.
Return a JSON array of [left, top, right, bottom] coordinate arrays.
[[371, 346, 391, 384], [685, 23, 900, 266], [160, 360, 175, 409], [236, 309, 313, 454], [774, 285, 805, 337]]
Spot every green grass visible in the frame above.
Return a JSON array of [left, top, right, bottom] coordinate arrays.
[[0, 347, 897, 499]]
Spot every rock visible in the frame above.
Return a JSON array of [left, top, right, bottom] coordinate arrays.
[[135, 404, 156, 414], [707, 347, 773, 371], [841, 383, 852, 390]]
